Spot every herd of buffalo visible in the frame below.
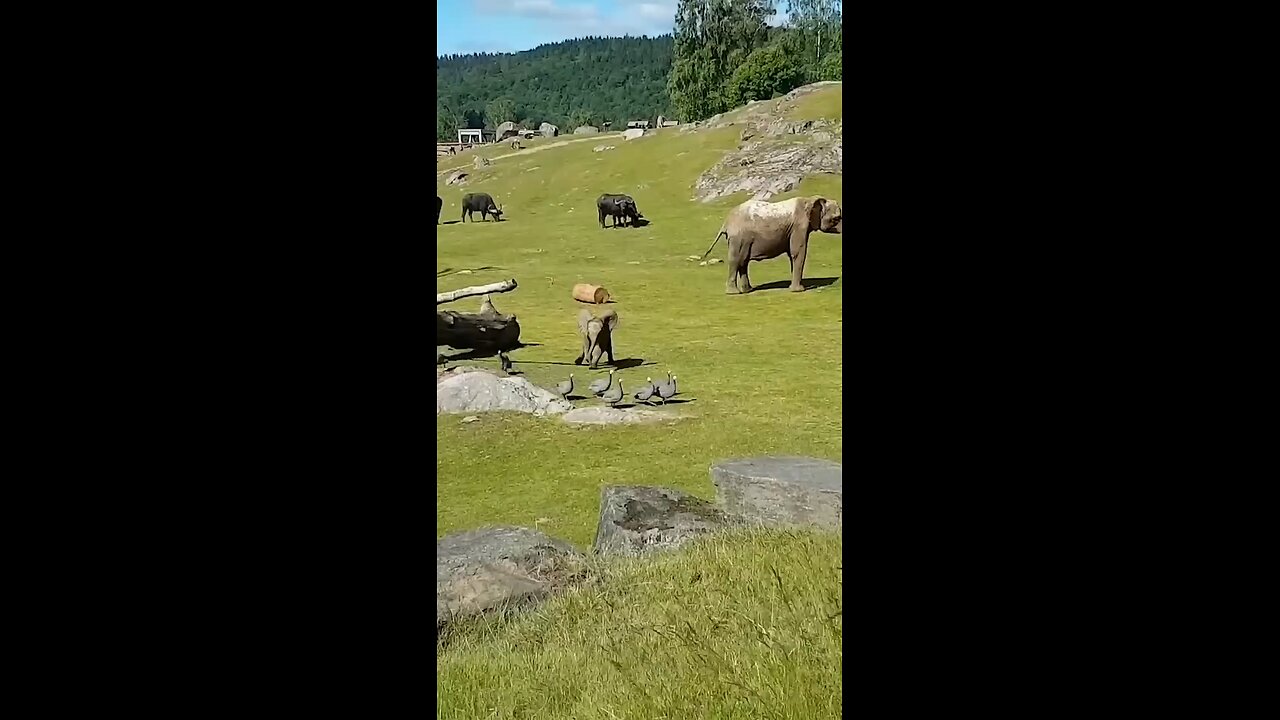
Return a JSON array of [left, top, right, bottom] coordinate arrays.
[[436, 192, 643, 228]]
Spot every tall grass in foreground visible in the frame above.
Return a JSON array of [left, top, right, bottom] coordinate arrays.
[[437, 529, 843, 719]]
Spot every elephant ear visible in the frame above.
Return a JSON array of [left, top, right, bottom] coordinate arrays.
[[600, 307, 619, 332], [807, 197, 827, 230], [577, 309, 592, 334]]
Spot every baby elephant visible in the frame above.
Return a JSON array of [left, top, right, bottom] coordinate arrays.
[[575, 308, 619, 369]]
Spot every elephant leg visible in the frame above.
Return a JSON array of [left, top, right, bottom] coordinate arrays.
[[789, 242, 808, 292], [725, 242, 742, 294], [589, 345, 603, 369], [575, 336, 588, 365], [739, 260, 753, 294]]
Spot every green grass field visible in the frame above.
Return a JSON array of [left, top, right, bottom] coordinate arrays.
[[438, 530, 843, 720], [437, 83, 843, 718]]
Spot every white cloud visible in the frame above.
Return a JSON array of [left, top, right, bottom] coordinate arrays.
[[473, 0, 677, 36]]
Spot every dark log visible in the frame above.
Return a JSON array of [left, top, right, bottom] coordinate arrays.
[[436, 295, 521, 351]]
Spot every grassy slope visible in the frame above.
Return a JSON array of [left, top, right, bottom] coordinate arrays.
[[437, 84, 843, 719], [438, 530, 843, 720], [437, 84, 843, 549]]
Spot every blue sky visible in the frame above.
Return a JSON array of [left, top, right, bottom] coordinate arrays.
[[436, 0, 680, 56]]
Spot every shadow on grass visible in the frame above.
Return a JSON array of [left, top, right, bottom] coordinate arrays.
[[444, 342, 541, 362], [605, 218, 651, 229], [752, 276, 840, 292], [438, 265, 504, 277]]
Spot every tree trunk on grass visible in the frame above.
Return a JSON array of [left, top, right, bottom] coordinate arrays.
[[435, 278, 517, 304], [436, 280, 522, 351]]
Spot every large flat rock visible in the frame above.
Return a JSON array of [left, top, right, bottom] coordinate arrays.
[[710, 456, 842, 530], [436, 526, 587, 631], [594, 486, 735, 557], [436, 368, 573, 416]]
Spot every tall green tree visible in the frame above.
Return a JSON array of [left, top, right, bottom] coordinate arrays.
[[786, 0, 842, 66], [568, 108, 594, 129], [668, 0, 775, 122], [726, 43, 805, 106], [485, 97, 515, 128]]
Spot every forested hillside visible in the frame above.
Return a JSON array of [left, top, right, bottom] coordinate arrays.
[[435, 1, 842, 140], [436, 36, 676, 141]]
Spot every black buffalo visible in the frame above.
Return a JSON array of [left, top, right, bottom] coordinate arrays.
[[461, 193, 504, 222], [597, 193, 642, 228], [436, 196, 442, 224]]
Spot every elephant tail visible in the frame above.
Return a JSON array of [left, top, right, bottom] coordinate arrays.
[[701, 228, 728, 260]]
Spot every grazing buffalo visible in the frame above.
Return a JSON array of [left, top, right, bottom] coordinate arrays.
[[461, 193, 504, 222], [597, 193, 643, 228], [436, 196, 442, 224]]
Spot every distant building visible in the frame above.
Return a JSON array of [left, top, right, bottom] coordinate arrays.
[[457, 129, 483, 144], [626, 120, 651, 129]]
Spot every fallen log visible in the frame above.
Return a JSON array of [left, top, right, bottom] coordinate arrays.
[[436, 294, 522, 352], [436, 278, 517, 305]]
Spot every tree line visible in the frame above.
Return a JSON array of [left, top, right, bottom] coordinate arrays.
[[435, 1, 841, 141], [436, 36, 676, 142]]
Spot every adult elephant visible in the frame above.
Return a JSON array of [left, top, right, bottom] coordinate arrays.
[[700, 196, 842, 294]]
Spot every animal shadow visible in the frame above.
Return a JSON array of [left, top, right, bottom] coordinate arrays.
[[440, 220, 461, 225], [631, 218, 651, 228], [752, 276, 840, 292], [612, 358, 647, 370]]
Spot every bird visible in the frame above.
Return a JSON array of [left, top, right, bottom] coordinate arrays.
[[589, 368, 616, 396], [655, 374, 679, 405], [633, 377, 656, 404], [600, 379, 624, 407], [498, 351, 513, 375], [555, 374, 574, 400]]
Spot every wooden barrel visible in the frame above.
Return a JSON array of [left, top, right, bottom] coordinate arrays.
[[572, 283, 611, 304]]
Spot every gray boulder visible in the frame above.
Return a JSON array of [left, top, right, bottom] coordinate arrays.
[[594, 486, 735, 557], [711, 456, 842, 530], [437, 526, 587, 631], [623, 128, 646, 140], [436, 368, 573, 416], [445, 170, 468, 185]]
